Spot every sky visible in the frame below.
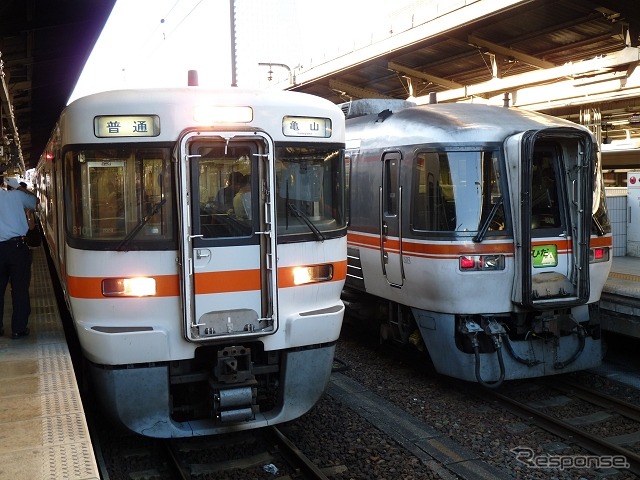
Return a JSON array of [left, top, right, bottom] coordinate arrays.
[[69, 0, 396, 103]]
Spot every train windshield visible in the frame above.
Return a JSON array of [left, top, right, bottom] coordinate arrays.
[[276, 145, 346, 238], [65, 147, 175, 247], [592, 147, 611, 235], [412, 149, 505, 234]]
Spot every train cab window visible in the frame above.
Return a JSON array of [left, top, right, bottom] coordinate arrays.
[[191, 144, 254, 239], [412, 149, 504, 235], [530, 151, 561, 230], [65, 147, 175, 248], [593, 151, 611, 235], [275, 145, 346, 240]]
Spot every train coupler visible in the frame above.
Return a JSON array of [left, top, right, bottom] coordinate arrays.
[[210, 384, 258, 422], [214, 345, 254, 383], [209, 345, 259, 422]]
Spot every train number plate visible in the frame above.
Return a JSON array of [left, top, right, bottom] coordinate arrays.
[[532, 244, 558, 268]]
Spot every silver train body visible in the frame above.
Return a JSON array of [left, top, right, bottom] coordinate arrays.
[[342, 99, 612, 387], [35, 88, 347, 436]]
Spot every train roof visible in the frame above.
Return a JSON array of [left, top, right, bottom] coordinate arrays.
[[342, 99, 592, 148], [67, 87, 340, 112], [50, 87, 346, 147]]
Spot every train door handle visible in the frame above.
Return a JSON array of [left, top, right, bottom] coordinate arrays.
[[195, 249, 210, 259], [382, 223, 388, 235]]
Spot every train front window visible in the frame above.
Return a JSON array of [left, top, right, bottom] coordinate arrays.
[[412, 149, 505, 234], [275, 145, 346, 239], [192, 143, 254, 239], [592, 146, 611, 235], [530, 149, 561, 230], [65, 147, 174, 247]]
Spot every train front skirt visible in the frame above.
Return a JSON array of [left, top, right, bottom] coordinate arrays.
[[412, 307, 601, 385], [88, 344, 336, 437]]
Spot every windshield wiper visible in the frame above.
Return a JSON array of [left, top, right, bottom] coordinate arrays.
[[473, 196, 503, 243], [592, 215, 604, 236], [287, 202, 325, 242], [116, 198, 167, 251]]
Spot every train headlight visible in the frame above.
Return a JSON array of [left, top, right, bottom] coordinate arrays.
[[459, 255, 505, 271], [589, 246, 610, 263], [102, 277, 157, 297], [480, 255, 505, 270], [293, 264, 333, 285]]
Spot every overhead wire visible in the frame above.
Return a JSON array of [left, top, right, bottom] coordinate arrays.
[[120, 0, 206, 78]]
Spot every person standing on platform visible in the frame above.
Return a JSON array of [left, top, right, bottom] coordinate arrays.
[[0, 177, 38, 338]]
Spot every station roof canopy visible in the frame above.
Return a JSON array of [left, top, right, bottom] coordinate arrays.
[[1, 0, 639, 171], [286, 0, 639, 146], [0, 0, 116, 172]]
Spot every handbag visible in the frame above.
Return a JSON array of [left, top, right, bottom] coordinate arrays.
[[25, 210, 41, 247], [26, 226, 41, 247]]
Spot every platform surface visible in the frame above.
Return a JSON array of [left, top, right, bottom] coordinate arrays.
[[605, 255, 640, 295], [0, 245, 98, 480]]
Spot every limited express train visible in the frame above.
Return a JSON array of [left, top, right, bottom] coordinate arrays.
[[342, 99, 612, 387], [35, 87, 347, 437]]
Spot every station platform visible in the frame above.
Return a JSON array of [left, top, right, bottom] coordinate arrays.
[[0, 245, 98, 480], [604, 255, 640, 297], [600, 255, 640, 339]]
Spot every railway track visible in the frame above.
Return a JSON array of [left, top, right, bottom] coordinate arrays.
[[472, 377, 640, 476], [163, 426, 338, 479], [90, 325, 640, 479], [94, 423, 339, 479]]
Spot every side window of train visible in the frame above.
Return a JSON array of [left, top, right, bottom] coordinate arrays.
[[345, 154, 351, 225], [383, 154, 399, 216], [44, 171, 54, 226]]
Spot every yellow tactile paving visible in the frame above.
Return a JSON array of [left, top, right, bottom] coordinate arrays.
[[0, 246, 98, 480]]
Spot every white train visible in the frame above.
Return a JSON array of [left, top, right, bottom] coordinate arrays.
[[35, 87, 347, 437], [342, 99, 613, 387]]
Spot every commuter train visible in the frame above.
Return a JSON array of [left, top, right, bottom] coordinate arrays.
[[341, 99, 613, 387], [35, 87, 347, 437]]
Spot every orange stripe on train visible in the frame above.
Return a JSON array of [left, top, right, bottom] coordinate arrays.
[[66, 261, 348, 298], [347, 231, 515, 255]]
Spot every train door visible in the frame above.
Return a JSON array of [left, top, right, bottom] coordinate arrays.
[[380, 152, 404, 286], [507, 129, 591, 308], [176, 132, 277, 342]]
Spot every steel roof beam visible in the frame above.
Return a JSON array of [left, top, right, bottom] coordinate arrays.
[[420, 46, 640, 104], [467, 34, 557, 70], [329, 80, 393, 100], [387, 61, 463, 89]]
